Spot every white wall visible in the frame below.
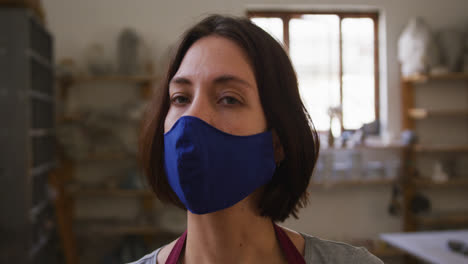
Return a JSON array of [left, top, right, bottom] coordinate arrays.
[[41, 0, 468, 240], [42, 0, 468, 138]]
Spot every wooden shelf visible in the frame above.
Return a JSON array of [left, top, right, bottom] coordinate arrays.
[[55, 70, 159, 261], [59, 113, 83, 123], [413, 178, 468, 187], [413, 144, 468, 153], [354, 144, 407, 150], [78, 152, 132, 162], [310, 178, 394, 187], [416, 211, 468, 227], [320, 144, 408, 153], [67, 187, 153, 197], [401, 69, 468, 232], [403, 73, 468, 83], [65, 75, 158, 85], [408, 108, 468, 119]]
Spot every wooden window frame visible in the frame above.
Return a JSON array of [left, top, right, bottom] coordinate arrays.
[[248, 11, 380, 132]]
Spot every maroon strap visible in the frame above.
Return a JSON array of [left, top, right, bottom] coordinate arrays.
[[273, 224, 306, 264], [165, 230, 187, 264], [165, 224, 305, 264]]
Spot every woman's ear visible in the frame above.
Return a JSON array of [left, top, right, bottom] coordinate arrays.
[[272, 130, 285, 166]]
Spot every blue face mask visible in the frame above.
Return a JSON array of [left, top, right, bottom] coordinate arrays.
[[164, 116, 276, 214]]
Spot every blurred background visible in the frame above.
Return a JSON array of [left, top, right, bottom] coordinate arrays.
[[1, 0, 467, 263]]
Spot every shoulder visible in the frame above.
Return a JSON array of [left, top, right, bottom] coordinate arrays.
[[301, 233, 383, 264], [279, 225, 306, 255], [127, 238, 178, 264]]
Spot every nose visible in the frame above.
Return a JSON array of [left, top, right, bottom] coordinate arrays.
[[182, 91, 216, 128]]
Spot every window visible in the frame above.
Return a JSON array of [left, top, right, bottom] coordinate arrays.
[[249, 11, 379, 133]]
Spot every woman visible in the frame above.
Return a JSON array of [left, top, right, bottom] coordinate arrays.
[[133, 15, 382, 264]]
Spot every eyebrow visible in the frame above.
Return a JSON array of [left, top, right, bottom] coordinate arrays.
[[170, 74, 252, 89], [214, 74, 252, 89]]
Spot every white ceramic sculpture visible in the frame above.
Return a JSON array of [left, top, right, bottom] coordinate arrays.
[[398, 17, 439, 76]]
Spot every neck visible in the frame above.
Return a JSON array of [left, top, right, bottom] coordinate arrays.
[[183, 199, 285, 264]]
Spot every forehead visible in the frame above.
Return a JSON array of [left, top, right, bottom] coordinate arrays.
[[174, 35, 256, 84]]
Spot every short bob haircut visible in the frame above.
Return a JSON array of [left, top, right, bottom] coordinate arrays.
[[139, 14, 319, 222]]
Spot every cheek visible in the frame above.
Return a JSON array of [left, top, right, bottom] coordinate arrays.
[[220, 110, 267, 136], [238, 105, 268, 133], [164, 109, 179, 133]]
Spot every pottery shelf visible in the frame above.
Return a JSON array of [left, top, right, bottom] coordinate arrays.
[[408, 108, 468, 119], [67, 153, 134, 163], [64, 75, 158, 85], [321, 144, 407, 152], [314, 145, 405, 188], [415, 211, 468, 227], [402, 73, 468, 83], [58, 74, 158, 104], [400, 70, 468, 233], [58, 114, 84, 123], [55, 154, 133, 163], [412, 144, 468, 153], [412, 178, 468, 187], [55, 73, 160, 263], [67, 187, 153, 198], [309, 179, 394, 187], [355, 144, 407, 150], [59, 113, 131, 124], [85, 153, 131, 162]]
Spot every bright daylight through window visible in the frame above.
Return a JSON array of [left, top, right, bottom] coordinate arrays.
[[251, 13, 379, 133]]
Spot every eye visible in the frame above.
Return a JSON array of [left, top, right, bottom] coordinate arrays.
[[171, 95, 190, 105], [219, 96, 241, 105]]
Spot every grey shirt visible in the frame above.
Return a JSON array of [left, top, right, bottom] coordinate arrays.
[[128, 232, 383, 264]]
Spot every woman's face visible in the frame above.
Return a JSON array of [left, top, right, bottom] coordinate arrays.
[[164, 35, 267, 136]]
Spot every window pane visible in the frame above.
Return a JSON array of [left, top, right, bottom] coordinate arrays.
[[342, 18, 375, 129], [251, 17, 283, 45], [289, 15, 340, 131]]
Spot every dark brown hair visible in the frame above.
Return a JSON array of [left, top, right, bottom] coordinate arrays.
[[139, 14, 319, 222]]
